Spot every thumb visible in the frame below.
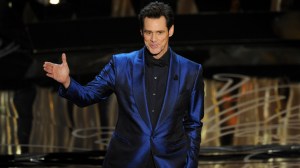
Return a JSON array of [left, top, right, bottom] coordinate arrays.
[[61, 53, 67, 65]]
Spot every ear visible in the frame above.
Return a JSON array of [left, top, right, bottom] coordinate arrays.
[[168, 25, 174, 37], [140, 30, 143, 36]]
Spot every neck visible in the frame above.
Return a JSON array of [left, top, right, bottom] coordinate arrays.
[[147, 47, 169, 60], [152, 54, 163, 59]]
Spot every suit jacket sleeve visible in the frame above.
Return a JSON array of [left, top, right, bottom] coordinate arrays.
[[184, 65, 204, 168], [58, 57, 116, 107]]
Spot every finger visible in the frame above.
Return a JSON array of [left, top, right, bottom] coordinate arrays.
[[43, 66, 52, 73], [46, 73, 54, 78], [44, 62, 55, 67], [43, 63, 53, 70], [62, 53, 67, 64]]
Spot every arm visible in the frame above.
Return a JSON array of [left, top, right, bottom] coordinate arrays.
[[43, 53, 115, 107], [184, 66, 205, 168], [58, 57, 116, 107]]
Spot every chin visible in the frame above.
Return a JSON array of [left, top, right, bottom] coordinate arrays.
[[146, 46, 162, 55], [149, 49, 161, 55]]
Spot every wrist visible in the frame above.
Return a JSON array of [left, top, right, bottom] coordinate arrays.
[[63, 77, 71, 88]]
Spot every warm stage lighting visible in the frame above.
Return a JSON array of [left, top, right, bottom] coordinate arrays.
[[49, 0, 60, 5]]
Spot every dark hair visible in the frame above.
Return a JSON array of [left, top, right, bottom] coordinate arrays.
[[138, 1, 174, 30]]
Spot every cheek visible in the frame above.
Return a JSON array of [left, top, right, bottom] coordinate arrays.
[[143, 36, 150, 42], [160, 37, 168, 44]]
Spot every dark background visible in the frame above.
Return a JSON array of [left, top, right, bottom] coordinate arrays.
[[1, 0, 300, 89]]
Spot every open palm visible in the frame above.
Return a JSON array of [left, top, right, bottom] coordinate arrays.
[[43, 53, 71, 88]]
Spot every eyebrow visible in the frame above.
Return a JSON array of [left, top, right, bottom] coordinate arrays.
[[143, 29, 166, 32]]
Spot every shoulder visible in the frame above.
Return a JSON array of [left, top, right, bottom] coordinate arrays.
[[109, 49, 141, 69], [112, 50, 140, 61], [174, 52, 202, 70]]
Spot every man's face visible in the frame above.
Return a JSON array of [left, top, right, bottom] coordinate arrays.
[[141, 16, 174, 59]]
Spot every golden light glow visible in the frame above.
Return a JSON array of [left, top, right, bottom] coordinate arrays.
[[49, 0, 60, 5]]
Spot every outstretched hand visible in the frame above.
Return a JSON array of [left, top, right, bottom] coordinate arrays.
[[43, 53, 71, 88]]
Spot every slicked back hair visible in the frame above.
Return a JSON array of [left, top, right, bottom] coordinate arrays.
[[138, 1, 174, 30]]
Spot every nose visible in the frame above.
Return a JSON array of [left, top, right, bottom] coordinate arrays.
[[150, 33, 157, 42]]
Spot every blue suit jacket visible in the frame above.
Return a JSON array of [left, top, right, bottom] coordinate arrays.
[[59, 47, 204, 168]]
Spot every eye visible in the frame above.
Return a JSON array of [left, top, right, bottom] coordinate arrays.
[[144, 31, 151, 35]]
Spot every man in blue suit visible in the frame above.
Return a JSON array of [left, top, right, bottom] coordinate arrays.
[[43, 2, 204, 168]]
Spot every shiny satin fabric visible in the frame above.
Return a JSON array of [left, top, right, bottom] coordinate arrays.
[[59, 47, 205, 168]]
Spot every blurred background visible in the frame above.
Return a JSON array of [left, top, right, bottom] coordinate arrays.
[[1, 0, 300, 167]]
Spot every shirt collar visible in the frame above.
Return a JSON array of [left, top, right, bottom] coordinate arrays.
[[145, 48, 170, 67]]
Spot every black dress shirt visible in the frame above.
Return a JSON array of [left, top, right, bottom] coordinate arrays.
[[145, 49, 170, 129], [145, 49, 170, 168]]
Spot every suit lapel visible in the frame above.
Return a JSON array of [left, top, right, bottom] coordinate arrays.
[[155, 49, 180, 130], [133, 48, 152, 130]]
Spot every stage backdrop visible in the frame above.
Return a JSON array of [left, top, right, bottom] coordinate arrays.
[[1, 73, 300, 154]]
